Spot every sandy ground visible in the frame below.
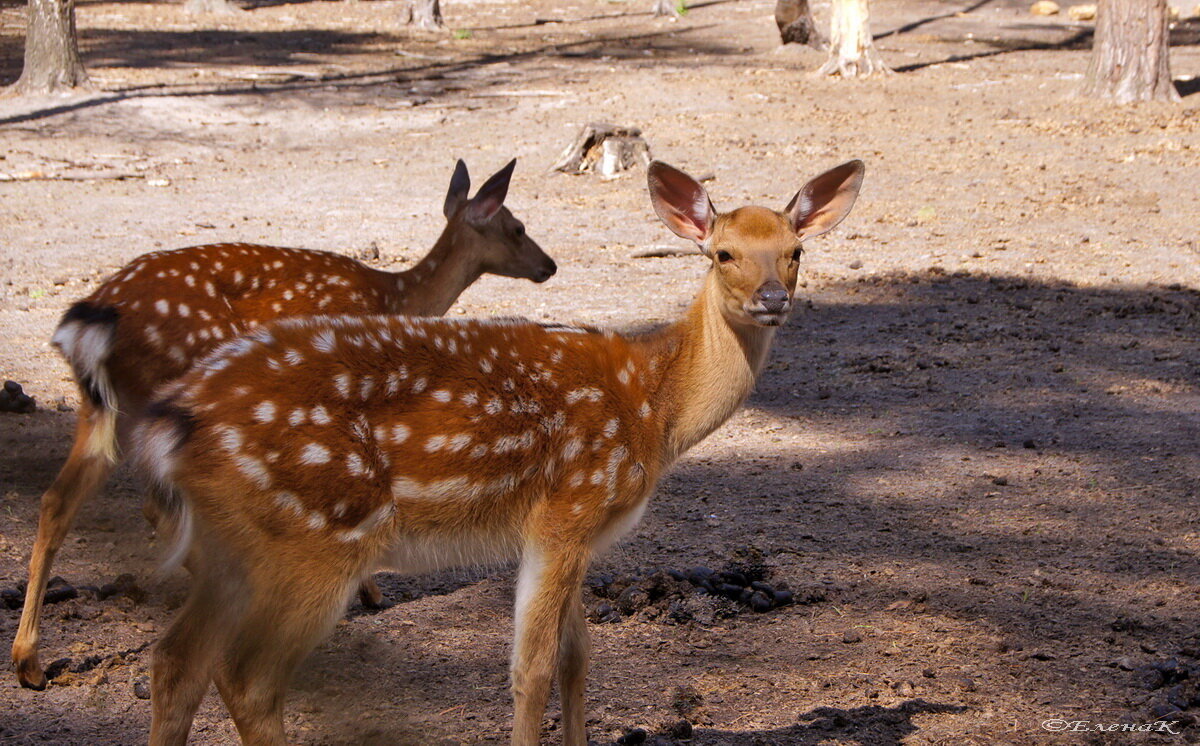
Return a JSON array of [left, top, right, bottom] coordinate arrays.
[[2, 0, 1200, 743]]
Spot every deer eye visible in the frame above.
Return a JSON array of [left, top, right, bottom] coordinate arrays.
[[715, 250, 734, 263], [790, 247, 804, 262]]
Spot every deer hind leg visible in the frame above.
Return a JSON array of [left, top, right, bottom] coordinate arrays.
[[212, 565, 358, 746], [150, 559, 244, 746], [357, 574, 385, 608], [557, 592, 590, 746], [13, 400, 117, 690], [510, 541, 591, 746]]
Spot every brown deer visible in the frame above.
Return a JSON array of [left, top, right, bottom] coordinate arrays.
[[132, 159, 864, 745], [12, 159, 557, 692]]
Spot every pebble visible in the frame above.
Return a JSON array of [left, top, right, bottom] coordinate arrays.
[[665, 720, 693, 739], [1149, 702, 1182, 720], [748, 591, 773, 613], [99, 573, 146, 603], [0, 588, 22, 609], [616, 727, 647, 745], [842, 629, 863, 644], [134, 677, 152, 700], [44, 577, 78, 605], [0, 380, 36, 414]]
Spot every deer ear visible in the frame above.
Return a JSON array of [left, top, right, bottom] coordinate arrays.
[[786, 160, 865, 241], [465, 159, 515, 225], [648, 161, 715, 247], [443, 160, 471, 219]]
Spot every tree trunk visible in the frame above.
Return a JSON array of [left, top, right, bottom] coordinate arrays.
[[1080, 0, 1179, 103], [184, 0, 241, 14], [652, 0, 680, 18], [404, 0, 444, 29], [816, 0, 891, 77], [9, 0, 90, 95], [775, 0, 825, 49]]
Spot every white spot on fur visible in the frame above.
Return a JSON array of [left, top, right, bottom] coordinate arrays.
[[310, 405, 331, 425], [562, 438, 583, 461], [313, 329, 336, 353], [300, 442, 331, 464], [253, 401, 276, 423], [392, 423, 411, 444], [275, 491, 304, 516], [335, 373, 352, 398], [235, 455, 272, 488], [566, 387, 604, 405], [603, 418, 619, 438]]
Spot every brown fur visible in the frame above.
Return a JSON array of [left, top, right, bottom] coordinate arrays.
[[134, 159, 864, 745]]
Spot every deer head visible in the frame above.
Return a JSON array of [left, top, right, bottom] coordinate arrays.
[[442, 159, 557, 284], [648, 159, 864, 327]]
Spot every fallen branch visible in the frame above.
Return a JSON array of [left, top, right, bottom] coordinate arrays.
[[632, 245, 702, 258]]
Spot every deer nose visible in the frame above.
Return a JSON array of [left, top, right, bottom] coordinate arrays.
[[533, 258, 557, 283], [754, 282, 789, 313]]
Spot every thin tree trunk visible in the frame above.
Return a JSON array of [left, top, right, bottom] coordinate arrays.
[[652, 0, 680, 18], [8, 0, 90, 95], [816, 0, 891, 77], [1080, 0, 1179, 103], [775, 0, 825, 49], [404, 0, 444, 29]]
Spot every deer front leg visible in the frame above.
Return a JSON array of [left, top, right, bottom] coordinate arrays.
[[511, 542, 590, 746]]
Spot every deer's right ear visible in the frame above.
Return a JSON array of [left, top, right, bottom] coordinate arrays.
[[443, 160, 471, 219], [648, 161, 715, 247]]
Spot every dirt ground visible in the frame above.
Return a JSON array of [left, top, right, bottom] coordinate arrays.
[[1, 0, 1199, 743]]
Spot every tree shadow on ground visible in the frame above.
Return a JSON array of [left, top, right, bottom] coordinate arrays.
[[0, 22, 735, 123]]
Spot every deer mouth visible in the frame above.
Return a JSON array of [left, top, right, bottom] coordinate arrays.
[[749, 310, 788, 326]]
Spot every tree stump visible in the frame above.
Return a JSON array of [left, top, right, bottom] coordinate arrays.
[[552, 123, 652, 179], [652, 0, 680, 17], [403, 0, 445, 30]]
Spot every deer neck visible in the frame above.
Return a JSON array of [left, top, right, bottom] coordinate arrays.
[[642, 271, 777, 465], [388, 224, 482, 316]]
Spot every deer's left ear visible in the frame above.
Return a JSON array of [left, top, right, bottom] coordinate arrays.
[[786, 160, 865, 241]]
